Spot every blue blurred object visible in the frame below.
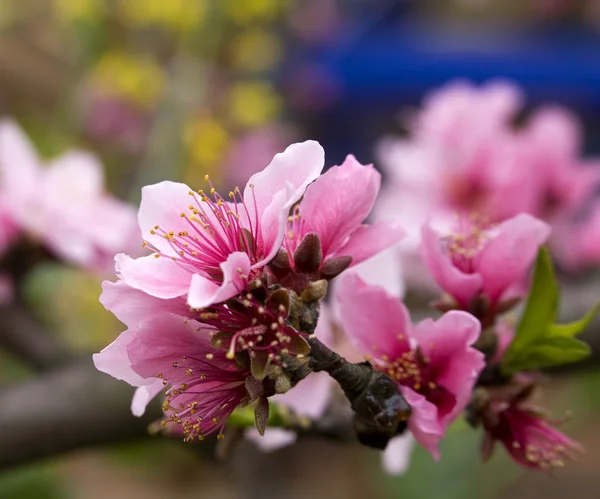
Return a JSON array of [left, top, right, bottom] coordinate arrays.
[[286, 16, 600, 163], [312, 21, 600, 108]]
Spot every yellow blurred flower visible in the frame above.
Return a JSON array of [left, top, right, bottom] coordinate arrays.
[[224, 0, 290, 25], [183, 116, 230, 186], [92, 52, 165, 108], [228, 81, 282, 129], [116, 0, 205, 32], [0, 1, 16, 30], [229, 29, 283, 72], [54, 0, 105, 23]]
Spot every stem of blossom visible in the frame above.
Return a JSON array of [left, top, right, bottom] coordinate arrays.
[[307, 337, 411, 450]]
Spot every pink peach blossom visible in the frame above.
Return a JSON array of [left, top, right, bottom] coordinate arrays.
[[336, 273, 485, 459], [275, 154, 405, 290], [480, 383, 582, 470], [117, 141, 324, 309], [376, 81, 529, 224], [420, 213, 550, 311], [101, 277, 309, 369], [375, 81, 600, 272], [93, 312, 254, 437], [0, 119, 138, 271]]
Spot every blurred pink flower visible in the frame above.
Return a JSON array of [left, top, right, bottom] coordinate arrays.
[[117, 141, 324, 309], [93, 313, 254, 439], [84, 93, 149, 153], [0, 200, 19, 258], [223, 125, 297, 190], [521, 107, 600, 220], [480, 383, 582, 470], [336, 273, 485, 460], [274, 155, 405, 291], [375, 80, 600, 271], [420, 213, 550, 311], [553, 201, 600, 269], [0, 119, 138, 272]]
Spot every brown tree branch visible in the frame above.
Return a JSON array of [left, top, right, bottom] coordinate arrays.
[[0, 274, 598, 471], [0, 304, 72, 371], [0, 358, 162, 470]]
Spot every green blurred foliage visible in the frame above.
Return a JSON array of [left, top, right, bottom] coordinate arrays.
[[21, 262, 122, 352], [0, 465, 67, 499], [503, 248, 595, 374]]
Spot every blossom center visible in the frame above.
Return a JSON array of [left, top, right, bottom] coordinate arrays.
[[442, 214, 492, 274], [380, 344, 455, 416], [198, 292, 308, 366], [283, 205, 307, 256], [157, 354, 248, 441], [500, 408, 580, 469], [145, 176, 262, 280]]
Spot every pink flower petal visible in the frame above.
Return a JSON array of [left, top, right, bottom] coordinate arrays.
[[342, 247, 405, 299], [245, 141, 324, 266], [100, 279, 190, 327], [527, 106, 580, 163], [0, 119, 39, 214], [314, 302, 335, 347], [126, 314, 216, 380], [255, 186, 294, 266], [419, 223, 483, 307], [273, 371, 332, 419], [382, 434, 415, 475], [187, 251, 252, 309], [244, 140, 325, 219], [116, 253, 192, 299], [300, 155, 381, 256], [402, 387, 444, 460], [246, 428, 297, 452], [131, 380, 164, 416], [413, 311, 484, 426], [93, 328, 147, 387], [336, 273, 411, 360], [138, 181, 197, 256], [478, 214, 550, 304], [336, 222, 406, 267], [43, 151, 104, 202]]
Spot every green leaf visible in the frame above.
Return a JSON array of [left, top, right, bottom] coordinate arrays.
[[548, 301, 600, 338], [501, 247, 596, 374], [504, 335, 591, 372], [504, 247, 558, 355]]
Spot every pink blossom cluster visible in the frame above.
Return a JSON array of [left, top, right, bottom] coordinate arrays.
[[375, 80, 600, 272], [94, 141, 405, 439], [0, 120, 139, 302], [340, 210, 580, 472], [93, 136, 582, 473]]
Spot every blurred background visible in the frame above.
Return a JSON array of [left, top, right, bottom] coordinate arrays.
[[2, 0, 600, 498]]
